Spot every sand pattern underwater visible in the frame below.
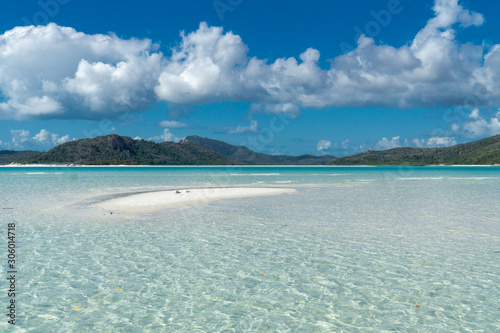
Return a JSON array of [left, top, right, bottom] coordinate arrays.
[[1, 166, 499, 332]]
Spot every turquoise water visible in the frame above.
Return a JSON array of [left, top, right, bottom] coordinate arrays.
[[1, 166, 500, 332]]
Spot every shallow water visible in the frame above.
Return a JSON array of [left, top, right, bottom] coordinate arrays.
[[1, 166, 499, 331]]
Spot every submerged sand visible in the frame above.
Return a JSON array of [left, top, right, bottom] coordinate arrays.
[[95, 187, 296, 212]]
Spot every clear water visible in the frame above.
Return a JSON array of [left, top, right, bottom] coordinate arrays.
[[1, 166, 499, 332]]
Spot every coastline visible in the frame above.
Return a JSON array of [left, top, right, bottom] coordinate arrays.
[[2, 164, 499, 167]]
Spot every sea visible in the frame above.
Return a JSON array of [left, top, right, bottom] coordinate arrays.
[[1, 165, 499, 332]]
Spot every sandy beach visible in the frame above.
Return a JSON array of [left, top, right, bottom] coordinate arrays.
[[95, 187, 296, 212]]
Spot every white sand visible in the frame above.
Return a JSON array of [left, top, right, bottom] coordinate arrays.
[[95, 187, 296, 212]]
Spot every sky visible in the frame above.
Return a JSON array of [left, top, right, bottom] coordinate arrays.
[[1, 0, 500, 156]]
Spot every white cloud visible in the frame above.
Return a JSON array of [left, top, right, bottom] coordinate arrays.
[[324, 135, 458, 156], [410, 138, 425, 148], [155, 22, 249, 105], [154, 23, 327, 110], [32, 129, 71, 146], [456, 109, 500, 137], [209, 120, 259, 134], [316, 139, 371, 156], [249, 103, 301, 119], [1, 1, 500, 120], [0, 24, 161, 120], [154, 1, 495, 111], [469, 108, 480, 119], [6, 129, 72, 149], [10, 129, 31, 148], [149, 129, 178, 142], [425, 136, 457, 147], [228, 120, 258, 134], [375, 136, 401, 150], [158, 120, 190, 128], [32, 129, 52, 144], [400, 136, 458, 148], [317, 140, 332, 151]]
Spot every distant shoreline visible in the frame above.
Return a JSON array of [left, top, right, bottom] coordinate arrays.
[[1, 164, 499, 167], [2, 133, 499, 166]]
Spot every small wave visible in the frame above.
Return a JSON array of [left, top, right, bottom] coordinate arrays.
[[400, 177, 443, 180], [274, 180, 292, 183], [26, 172, 63, 175], [230, 173, 280, 176], [450, 177, 499, 180], [311, 173, 347, 176]]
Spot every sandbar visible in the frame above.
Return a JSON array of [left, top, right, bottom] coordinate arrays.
[[95, 187, 296, 212]]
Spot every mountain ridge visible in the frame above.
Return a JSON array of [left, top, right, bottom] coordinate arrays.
[[1, 134, 499, 165], [181, 135, 336, 165], [327, 134, 500, 165], [12, 134, 236, 165]]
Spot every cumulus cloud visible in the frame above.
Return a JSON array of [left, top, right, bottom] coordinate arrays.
[[317, 140, 332, 151], [376, 135, 458, 149], [153, 0, 497, 111], [149, 129, 179, 142], [375, 136, 401, 150], [32, 129, 71, 146], [210, 120, 259, 135], [411, 136, 457, 147], [317, 134, 459, 155], [340, 139, 350, 149], [319, 135, 459, 155], [155, 22, 250, 105], [154, 23, 328, 111], [248, 103, 301, 118], [426, 136, 457, 147], [451, 109, 500, 137], [158, 120, 190, 128], [5, 129, 72, 149], [469, 108, 481, 119], [1, 1, 500, 120], [0, 23, 162, 120], [228, 120, 258, 134], [10, 129, 31, 148]]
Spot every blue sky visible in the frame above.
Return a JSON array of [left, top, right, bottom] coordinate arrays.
[[1, 0, 500, 156]]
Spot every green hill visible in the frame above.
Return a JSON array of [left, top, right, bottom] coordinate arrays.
[[328, 135, 500, 166], [0, 150, 43, 165], [5, 133, 500, 166], [181, 135, 335, 165], [21, 134, 236, 165]]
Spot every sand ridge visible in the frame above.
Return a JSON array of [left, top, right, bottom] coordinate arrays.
[[95, 187, 296, 212]]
